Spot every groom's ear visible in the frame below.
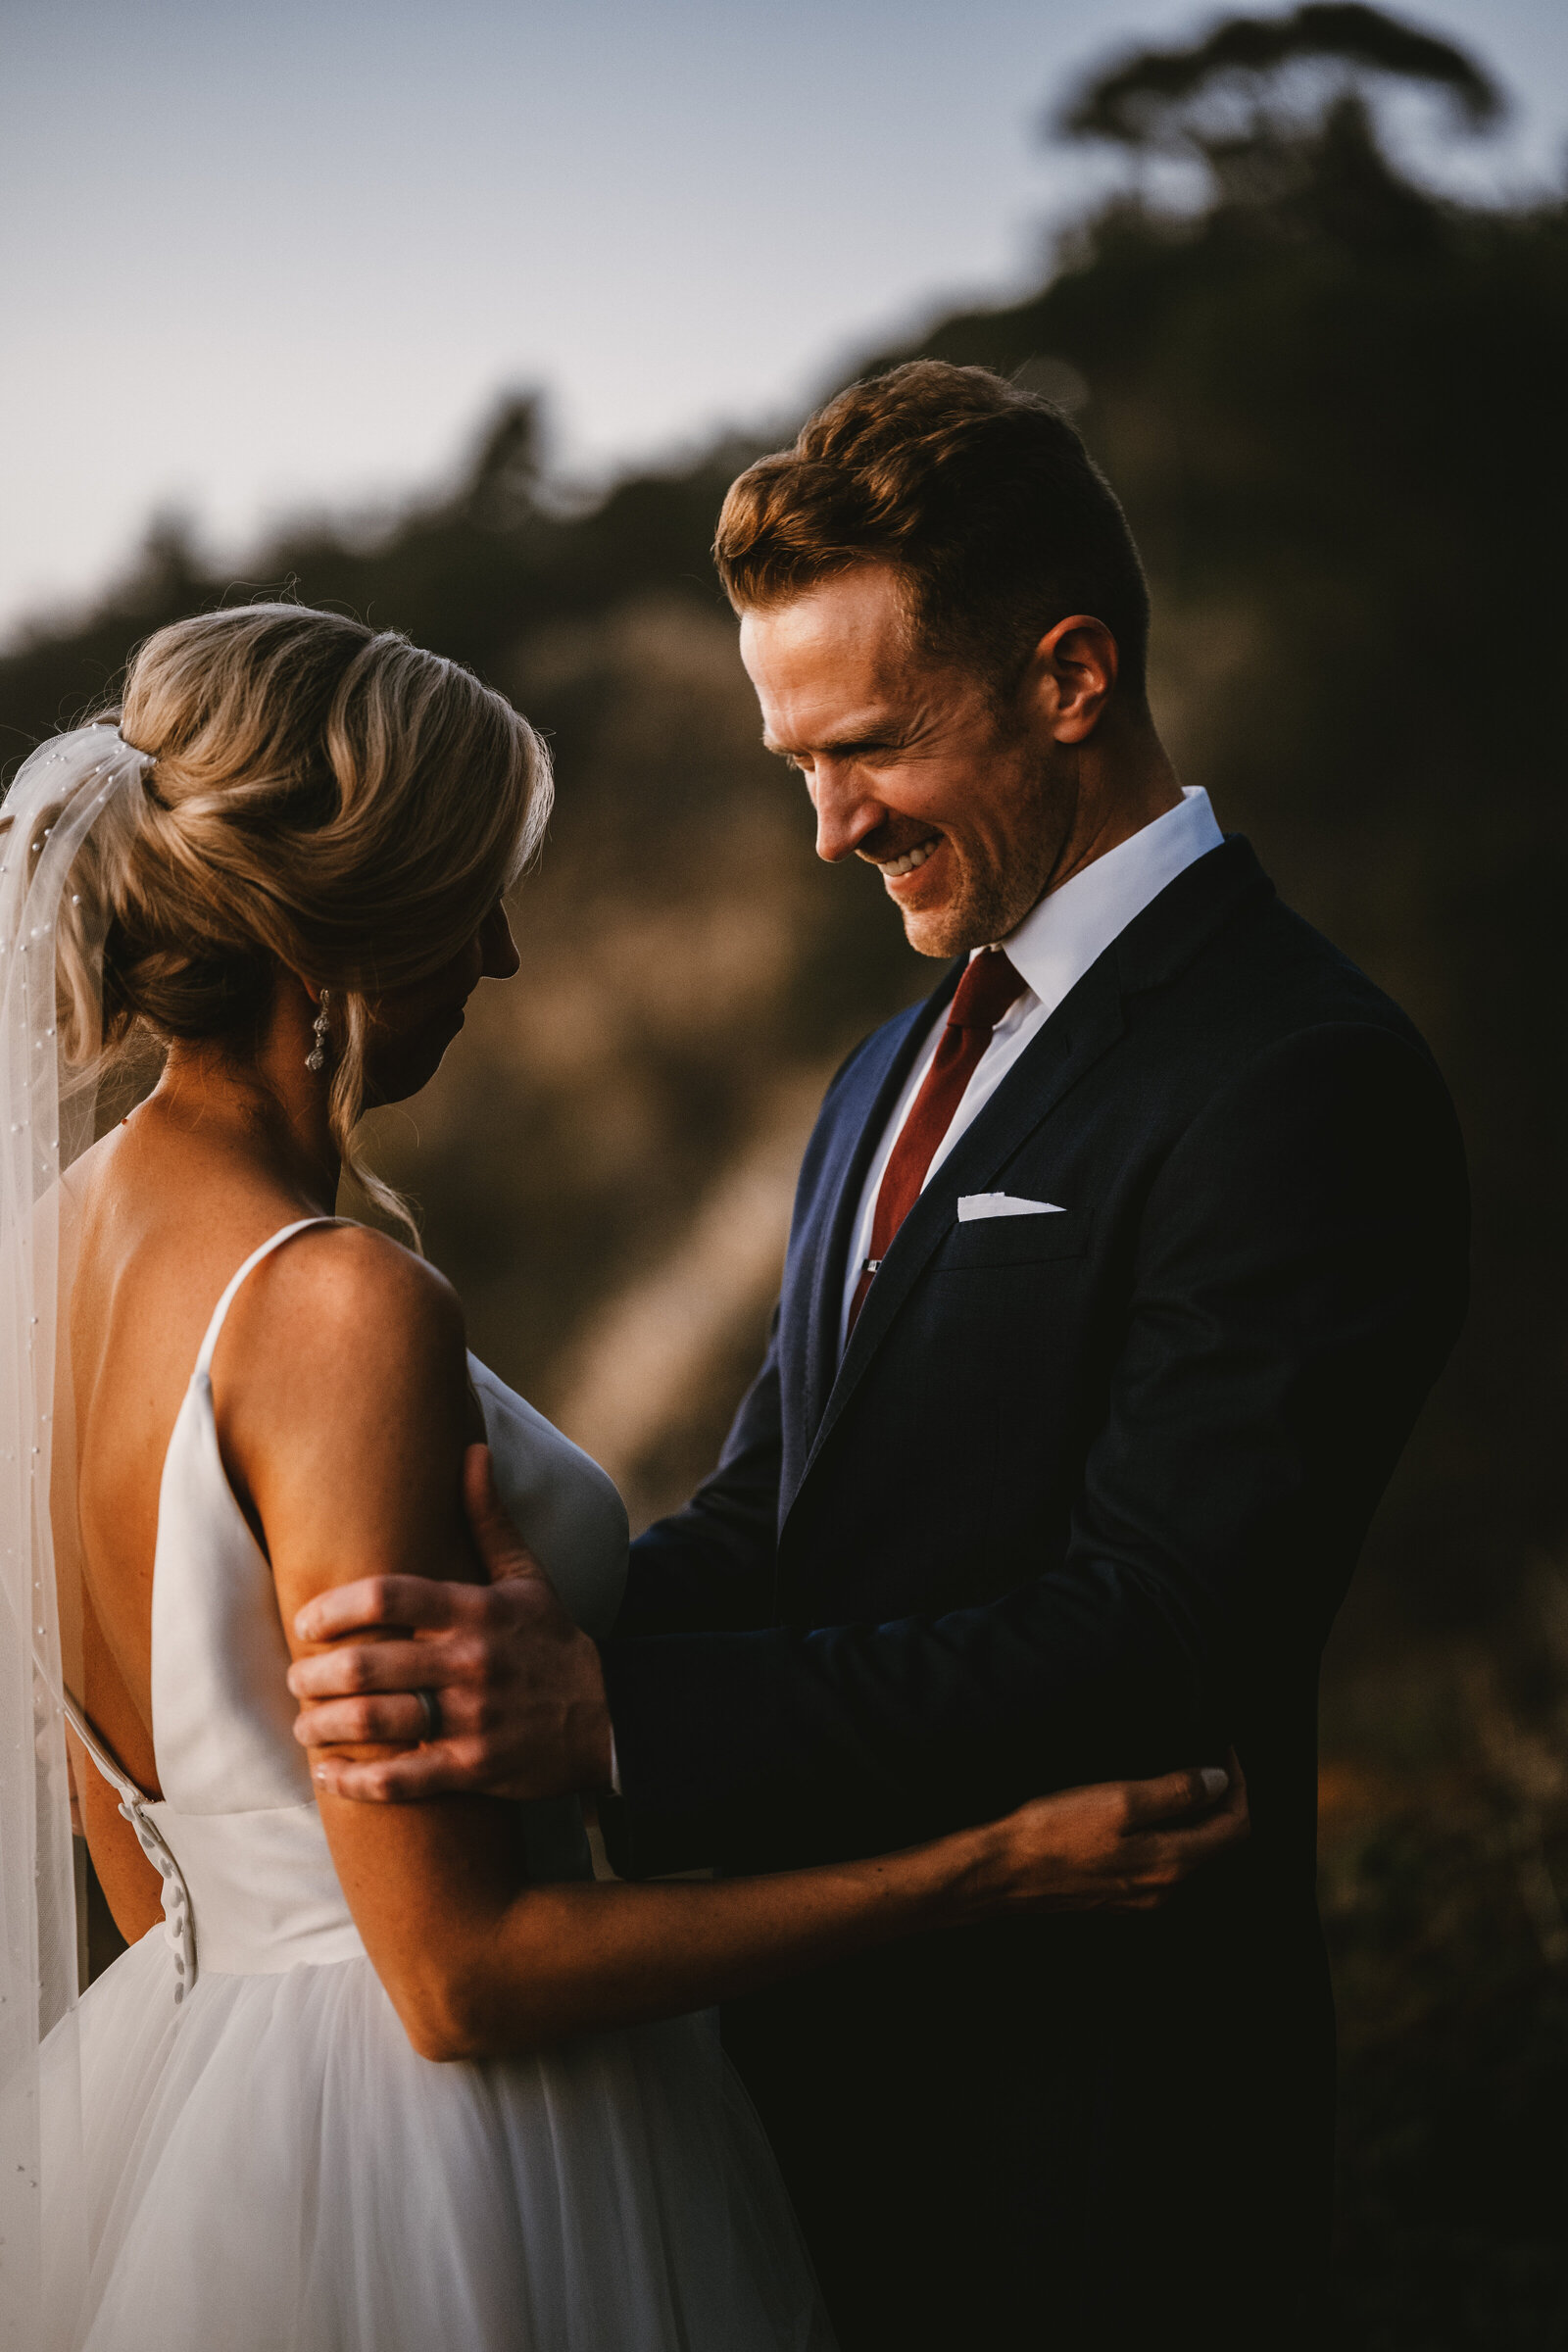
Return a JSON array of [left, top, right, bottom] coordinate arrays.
[[1024, 614, 1118, 744]]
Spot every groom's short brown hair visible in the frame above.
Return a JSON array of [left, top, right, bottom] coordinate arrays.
[[713, 361, 1151, 700]]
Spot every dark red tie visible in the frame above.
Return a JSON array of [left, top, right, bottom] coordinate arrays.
[[846, 948, 1027, 1337]]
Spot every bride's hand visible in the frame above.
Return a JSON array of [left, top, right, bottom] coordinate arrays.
[[971, 1753, 1249, 1915]]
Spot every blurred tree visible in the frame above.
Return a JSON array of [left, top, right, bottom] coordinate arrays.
[[1056, 3, 1501, 160], [1054, 0, 1502, 230], [462, 396, 546, 534]]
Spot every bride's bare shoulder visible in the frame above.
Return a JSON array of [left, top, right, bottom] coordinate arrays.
[[210, 1220, 479, 1590], [201, 1226, 466, 1500], [220, 1220, 467, 1408]]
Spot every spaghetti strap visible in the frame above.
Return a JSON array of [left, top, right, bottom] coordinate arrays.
[[51, 1219, 343, 2007], [49, 1222, 340, 1810], [58, 1683, 200, 1999], [59, 1682, 152, 1809], [193, 1217, 344, 1381]]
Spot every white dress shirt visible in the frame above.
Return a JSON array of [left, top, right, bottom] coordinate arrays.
[[837, 786, 1225, 1353]]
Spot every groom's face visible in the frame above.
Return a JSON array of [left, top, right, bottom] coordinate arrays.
[[740, 564, 1087, 958]]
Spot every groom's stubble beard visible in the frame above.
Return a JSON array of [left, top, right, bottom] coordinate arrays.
[[890, 741, 1072, 961]]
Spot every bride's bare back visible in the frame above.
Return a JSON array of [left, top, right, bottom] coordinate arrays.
[[68, 1073, 483, 1941]]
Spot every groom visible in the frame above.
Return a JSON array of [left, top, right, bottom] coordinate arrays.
[[292, 364, 1468, 2347]]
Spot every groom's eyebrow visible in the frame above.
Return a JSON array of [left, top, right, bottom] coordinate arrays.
[[762, 713, 900, 760]]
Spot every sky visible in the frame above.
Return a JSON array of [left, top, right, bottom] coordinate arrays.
[[4, 0, 1566, 640]]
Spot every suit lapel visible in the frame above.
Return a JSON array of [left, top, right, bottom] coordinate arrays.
[[788, 966, 1124, 1512], [785, 836, 1273, 1517], [790, 968, 959, 1452]]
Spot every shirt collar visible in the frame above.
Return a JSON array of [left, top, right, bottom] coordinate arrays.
[[993, 786, 1225, 1023]]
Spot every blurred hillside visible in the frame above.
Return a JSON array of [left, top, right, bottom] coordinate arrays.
[[9, 10, 1568, 2335]]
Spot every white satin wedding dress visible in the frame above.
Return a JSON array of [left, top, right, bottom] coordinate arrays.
[[46, 1219, 831, 2351]]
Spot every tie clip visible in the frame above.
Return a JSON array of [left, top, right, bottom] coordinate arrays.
[[861, 1257, 882, 1276]]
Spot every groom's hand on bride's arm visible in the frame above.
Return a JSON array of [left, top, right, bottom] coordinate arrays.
[[287, 1446, 613, 1803]]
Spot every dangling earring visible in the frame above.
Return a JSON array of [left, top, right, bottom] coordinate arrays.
[[306, 989, 331, 1074]]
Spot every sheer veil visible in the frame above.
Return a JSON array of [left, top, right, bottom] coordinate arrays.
[[0, 725, 153, 2342]]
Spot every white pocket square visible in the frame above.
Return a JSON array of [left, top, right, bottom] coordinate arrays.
[[956, 1193, 1066, 1222]]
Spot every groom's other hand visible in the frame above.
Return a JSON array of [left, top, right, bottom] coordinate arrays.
[[288, 1446, 613, 1803]]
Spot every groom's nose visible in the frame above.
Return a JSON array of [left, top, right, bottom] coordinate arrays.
[[809, 762, 886, 864]]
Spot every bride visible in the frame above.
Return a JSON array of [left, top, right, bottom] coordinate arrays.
[[0, 604, 1246, 2350]]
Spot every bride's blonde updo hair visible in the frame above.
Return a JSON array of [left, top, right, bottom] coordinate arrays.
[[71, 603, 551, 1230]]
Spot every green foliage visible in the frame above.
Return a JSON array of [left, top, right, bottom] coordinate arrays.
[[1320, 1567, 1568, 2343]]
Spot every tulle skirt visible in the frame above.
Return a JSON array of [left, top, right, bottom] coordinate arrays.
[[45, 1932, 834, 2350]]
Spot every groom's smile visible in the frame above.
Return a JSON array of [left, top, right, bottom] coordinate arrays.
[[857, 816, 946, 890], [870, 835, 938, 878]]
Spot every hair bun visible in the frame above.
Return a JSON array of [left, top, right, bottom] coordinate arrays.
[[65, 604, 551, 1233]]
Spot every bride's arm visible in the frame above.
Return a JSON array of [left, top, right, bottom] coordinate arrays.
[[229, 1226, 1245, 2063]]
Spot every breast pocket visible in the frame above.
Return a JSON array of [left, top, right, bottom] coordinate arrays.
[[935, 1206, 1091, 1269]]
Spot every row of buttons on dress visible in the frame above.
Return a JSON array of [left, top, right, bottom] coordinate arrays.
[[118, 1799, 197, 2003]]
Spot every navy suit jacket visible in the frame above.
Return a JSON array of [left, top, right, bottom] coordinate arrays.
[[598, 836, 1468, 2341], [603, 838, 1465, 1866]]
